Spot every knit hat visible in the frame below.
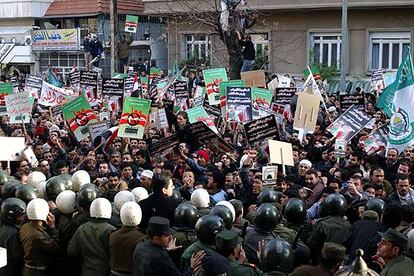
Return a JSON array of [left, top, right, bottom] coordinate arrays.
[[197, 149, 209, 162]]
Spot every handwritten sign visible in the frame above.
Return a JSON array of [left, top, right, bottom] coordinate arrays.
[[39, 81, 67, 107], [5, 92, 32, 124], [240, 70, 266, 87]]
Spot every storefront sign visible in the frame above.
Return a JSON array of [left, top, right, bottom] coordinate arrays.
[[32, 28, 81, 51]]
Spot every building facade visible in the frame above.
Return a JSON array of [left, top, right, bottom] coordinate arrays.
[[143, 0, 414, 80]]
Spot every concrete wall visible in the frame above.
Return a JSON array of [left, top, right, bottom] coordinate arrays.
[[166, 8, 414, 76]]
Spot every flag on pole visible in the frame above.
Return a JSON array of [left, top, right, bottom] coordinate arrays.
[[302, 66, 328, 111], [387, 52, 414, 151], [48, 69, 63, 88]]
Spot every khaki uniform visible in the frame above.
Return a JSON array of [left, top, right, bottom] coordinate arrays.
[[274, 224, 297, 245], [380, 255, 414, 276], [19, 222, 60, 276], [109, 226, 146, 274], [227, 259, 262, 276], [180, 241, 215, 270]]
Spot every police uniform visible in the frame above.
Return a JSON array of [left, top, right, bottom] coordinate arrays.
[[19, 222, 60, 276], [0, 219, 23, 276], [180, 241, 216, 270]]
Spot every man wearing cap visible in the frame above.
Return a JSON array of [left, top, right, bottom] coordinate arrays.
[[216, 229, 262, 275], [291, 242, 346, 276], [297, 159, 312, 187], [373, 228, 414, 276], [139, 169, 153, 193], [179, 147, 208, 184], [132, 216, 183, 275]]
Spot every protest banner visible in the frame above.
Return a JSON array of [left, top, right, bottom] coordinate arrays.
[[69, 71, 80, 86], [61, 96, 98, 141], [0, 137, 26, 161], [5, 92, 31, 124], [219, 79, 244, 118], [88, 121, 109, 143], [149, 67, 161, 82], [203, 68, 228, 105], [240, 70, 266, 88], [226, 87, 252, 122], [327, 105, 372, 142], [125, 15, 138, 33], [371, 68, 386, 92], [192, 86, 206, 107], [273, 88, 296, 106], [24, 75, 43, 98], [157, 108, 169, 129], [118, 97, 150, 139], [39, 81, 67, 107], [187, 106, 218, 134], [362, 126, 388, 155], [149, 134, 180, 156], [80, 71, 98, 98], [203, 103, 221, 120], [149, 107, 159, 129], [140, 76, 148, 95], [102, 78, 125, 96], [23, 147, 38, 167], [268, 140, 294, 175], [243, 114, 279, 146], [0, 83, 13, 115], [183, 121, 233, 153], [334, 140, 347, 159], [123, 77, 134, 98], [99, 110, 110, 121], [10, 76, 18, 92], [174, 80, 188, 111], [252, 88, 272, 119], [339, 94, 365, 113], [262, 166, 278, 185], [293, 93, 320, 131]]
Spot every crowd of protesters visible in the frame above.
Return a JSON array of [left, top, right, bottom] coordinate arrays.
[[0, 67, 414, 276]]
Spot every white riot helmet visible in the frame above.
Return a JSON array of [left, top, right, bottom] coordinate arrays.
[[27, 171, 46, 186], [56, 190, 77, 214], [216, 201, 236, 223], [90, 198, 112, 219], [26, 198, 49, 221], [120, 201, 142, 226], [31, 180, 46, 199], [131, 187, 149, 203], [71, 170, 91, 192], [114, 191, 135, 211], [191, 188, 210, 208], [407, 229, 414, 257]]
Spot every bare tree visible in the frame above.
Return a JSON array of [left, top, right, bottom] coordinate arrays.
[[155, 0, 258, 79]]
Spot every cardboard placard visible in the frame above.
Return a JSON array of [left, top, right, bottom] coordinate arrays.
[[125, 15, 139, 33], [267, 78, 278, 92], [334, 140, 346, 159], [0, 137, 26, 161], [274, 88, 296, 106], [23, 147, 38, 167], [149, 134, 180, 156], [0, 83, 13, 115], [226, 87, 253, 122], [99, 110, 110, 121], [277, 75, 291, 88], [293, 92, 320, 131], [241, 70, 266, 88], [118, 97, 151, 139], [149, 107, 159, 129], [244, 115, 279, 146], [158, 108, 169, 129], [268, 140, 294, 167], [5, 92, 32, 124], [25, 75, 43, 98], [88, 121, 109, 143], [203, 68, 228, 105]]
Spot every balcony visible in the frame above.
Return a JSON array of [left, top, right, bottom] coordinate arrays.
[[0, 0, 53, 19]]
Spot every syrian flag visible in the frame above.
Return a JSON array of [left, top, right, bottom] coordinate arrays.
[[93, 126, 119, 154], [387, 52, 414, 151]]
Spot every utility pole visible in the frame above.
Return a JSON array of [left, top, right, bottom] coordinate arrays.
[[340, 0, 348, 94], [110, 0, 117, 75]]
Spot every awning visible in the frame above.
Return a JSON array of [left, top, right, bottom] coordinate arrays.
[[0, 45, 33, 64]]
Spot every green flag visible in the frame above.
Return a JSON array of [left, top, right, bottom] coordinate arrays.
[[376, 81, 397, 117]]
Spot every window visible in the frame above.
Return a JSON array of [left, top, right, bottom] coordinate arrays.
[[310, 33, 342, 68], [369, 32, 410, 70], [79, 18, 98, 33], [250, 33, 269, 70], [184, 34, 211, 62], [40, 53, 86, 79]]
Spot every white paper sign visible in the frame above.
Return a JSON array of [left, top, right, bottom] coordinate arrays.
[[88, 121, 108, 143], [23, 147, 38, 167], [278, 76, 291, 88], [5, 92, 31, 124], [158, 108, 169, 129], [0, 137, 26, 161]]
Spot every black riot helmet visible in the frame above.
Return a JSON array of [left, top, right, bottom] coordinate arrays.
[[46, 176, 69, 202], [257, 188, 279, 205], [261, 237, 294, 273], [321, 193, 347, 217], [174, 202, 200, 230], [57, 174, 74, 191], [77, 183, 100, 209], [15, 184, 38, 204], [254, 203, 280, 233], [284, 198, 307, 225], [0, 170, 10, 186], [2, 179, 23, 199], [171, 188, 183, 203], [195, 215, 225, 245], [365, 198, 385, 217], [1, 197, 26, 225], [209, 205, 233, 230]]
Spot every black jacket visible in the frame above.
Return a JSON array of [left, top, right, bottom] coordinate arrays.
[[139, 193, 181, 230], [0, 220, 23, 276]]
